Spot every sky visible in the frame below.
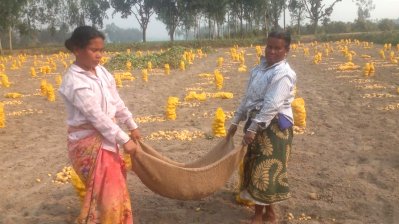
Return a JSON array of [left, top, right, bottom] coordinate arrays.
[[103, 0, 399, 41]]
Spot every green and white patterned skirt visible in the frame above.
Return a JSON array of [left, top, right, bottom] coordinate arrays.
[[239, 116, 293, 205]]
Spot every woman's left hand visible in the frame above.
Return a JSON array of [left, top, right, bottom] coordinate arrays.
[[130, 128, 141, 141], [242, 131, 256, 145]]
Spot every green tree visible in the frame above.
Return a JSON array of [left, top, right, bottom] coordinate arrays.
[[214, 0, 228, 37], [243, 0, 257, 32], [352, 0, 374, 31], [324, 21, 351, 33], [111, 0, 155, 42], [288, 0, 305, 35], [153, 0, 186, 41], [354, 0, 374, 22], [251, 0, 268, 33], [301, 0, 342, 34], [200, 0, 228, 38], [229, 0, 245, 36], [83, 0, 110, 28], [0, 0, 28, 53], [18, 0, 68, 43], [378, 19, 395, 31], [104, 23, 142, 43], [67, 0, 85, 27], [180, 0, 199, 40], [269, 0, 286, 30], [64, 0, 110, 28]]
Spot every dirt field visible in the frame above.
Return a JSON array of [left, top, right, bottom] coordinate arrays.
[[0, 42, 398, 224]]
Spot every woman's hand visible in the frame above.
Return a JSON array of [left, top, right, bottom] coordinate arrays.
[[242, 131, 256, 145], [130, 128, 141, 141], [227, 124, 238, 138], [123, 139, 138, 155]]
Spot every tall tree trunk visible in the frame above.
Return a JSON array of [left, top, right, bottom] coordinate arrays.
[[283, 6, 286, 30], [197, 20, 200, 39], [8, 26, 13, 51], [221, 22, 224, 38], [208, 17, 212, 39], [194, 17, 198, 39], [264, 11, 269, 35], [234, 16, 237, 36], [240, 17, 243, 37], [313, 19, 318, 34], [169, 26, 175, 41], [198, 17, 201, 39], [227, 11, 230, 38], [236, 18, 239, 36], [249, 18, 252, 32], [142, 26, 147, 42], [297, 16, 301, 35], [240, 4, 244, 37], [255, 13, 261, 32], [213, 20, 217, 38], [0, 36, 3, 55], [217, 22, 220, 38], [274, 19, 279, 30]]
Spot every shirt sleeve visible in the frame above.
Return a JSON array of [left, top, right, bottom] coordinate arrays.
[[106, 69, 139, 131], [64, 82, 131, 146], [247, 75, 292, 132]]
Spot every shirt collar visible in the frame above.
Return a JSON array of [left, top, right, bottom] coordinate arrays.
[[70, 63, 100, 78], [259, 56, 286, 70]]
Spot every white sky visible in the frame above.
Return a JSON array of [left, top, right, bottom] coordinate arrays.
[[103, 0, 399, 41]]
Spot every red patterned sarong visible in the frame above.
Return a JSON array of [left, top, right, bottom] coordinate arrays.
[[68, 127, 133, 224]]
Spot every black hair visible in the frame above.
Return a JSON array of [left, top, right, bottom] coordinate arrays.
[[267, 30, 291, 49], [65, 26, 105, 52]]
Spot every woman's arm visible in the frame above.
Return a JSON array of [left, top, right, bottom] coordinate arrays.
[[67, 86, 131, 146]]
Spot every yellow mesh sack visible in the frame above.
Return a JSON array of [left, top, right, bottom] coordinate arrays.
[[70, 168, 86, 203], [235, 161, 254, 206], [292, 97, 306, 127]]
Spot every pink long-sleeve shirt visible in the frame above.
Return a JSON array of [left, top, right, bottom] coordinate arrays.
[[59, 64, 138, 152]]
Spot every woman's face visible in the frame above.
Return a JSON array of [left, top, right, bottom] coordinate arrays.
[[74, 37, 104, 70], [265, 37, 289, 66]]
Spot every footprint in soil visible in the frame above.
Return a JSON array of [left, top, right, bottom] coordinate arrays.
[[358, 171, 388, 190]]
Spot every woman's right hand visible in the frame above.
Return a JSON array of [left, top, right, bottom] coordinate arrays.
[[123, 139, 138, 155], [227, 124, 238, 138]]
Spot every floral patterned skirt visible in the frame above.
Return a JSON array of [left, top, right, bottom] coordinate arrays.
[[240, 118, 293, 205], [68, 132, 133, 224]]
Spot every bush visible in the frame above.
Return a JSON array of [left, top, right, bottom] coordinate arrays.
[[317, 31, 399, 45], [378, 19, 397, 31], [107, 46, 201, 70], [324, 21, 352, 34], [103, 38, 265, 52]]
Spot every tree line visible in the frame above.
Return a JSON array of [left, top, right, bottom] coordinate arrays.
[[1, 0, 395, 51]]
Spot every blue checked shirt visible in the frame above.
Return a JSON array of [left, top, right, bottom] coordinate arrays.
[[231, 57, 297, 132]]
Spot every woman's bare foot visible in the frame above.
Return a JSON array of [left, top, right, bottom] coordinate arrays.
[[263, 213, 277, 223], [250, 214, 263, 224], [250, 205, 264, 224], [263, 205, 277, 224]]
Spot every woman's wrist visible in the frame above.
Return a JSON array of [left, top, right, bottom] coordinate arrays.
[[247, 122, 259, 133]]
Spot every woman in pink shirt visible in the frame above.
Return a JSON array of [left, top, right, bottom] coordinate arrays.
[[59, 26, 139, 224]]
